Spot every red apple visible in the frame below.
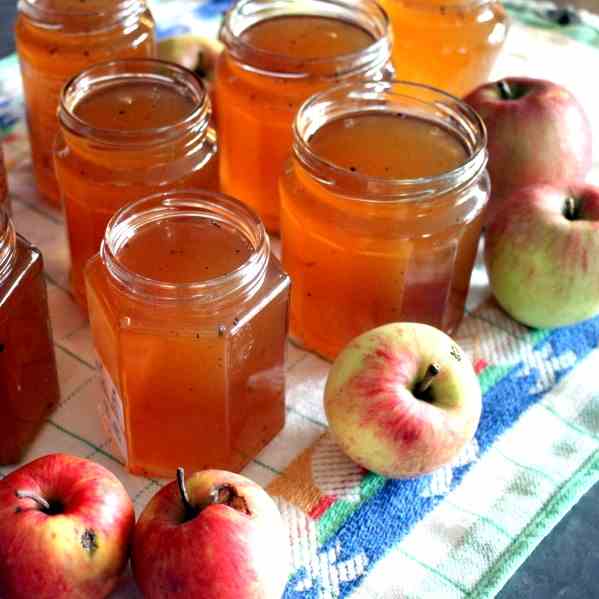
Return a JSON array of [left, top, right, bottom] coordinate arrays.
[[0, 453, 135, 599], [132, 468, 289, 599], [464, 77, 592, 202], [485, 183, 599, 328], [324, 322, 481, 478]]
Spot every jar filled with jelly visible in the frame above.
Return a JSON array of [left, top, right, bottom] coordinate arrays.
[[0, 209, 60, 464], [216, 0, 392, 233], [280, 81, 489, 360], [380, 0, 509, 97], [85, 190, 290, 478], [55, 59, 220, 310], [15, 0, 156, 207]]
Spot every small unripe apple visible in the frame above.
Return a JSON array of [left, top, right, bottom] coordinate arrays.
[[324, 323, 481, 478]]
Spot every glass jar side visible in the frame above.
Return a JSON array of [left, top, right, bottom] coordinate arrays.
[[85, 191, 290, 477], [15, 0, 156, 206], [215, 0, 392, 233], [0, 145, 10, 215], [0, 225, 60, 464], [280, 80, 490, 360], [55, 59, 218, 309], [379, 0, 509, 97]]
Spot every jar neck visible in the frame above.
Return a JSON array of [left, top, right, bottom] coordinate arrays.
[[0, 211, 16, 286], [293, 80, 488, 201], [220, 0, 391, 80], [18, 0, 148, 32], [58, 59, 211, 167], [101, 191, 270, 305]]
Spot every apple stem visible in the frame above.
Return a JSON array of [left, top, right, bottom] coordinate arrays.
[[15, 490, 51, 512], [415, 363, 441, 398], [564, 196, 577, 220], [176, 467, 197, 520], [497, 80, 513, 100]]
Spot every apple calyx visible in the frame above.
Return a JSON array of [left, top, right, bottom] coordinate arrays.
[[15, 490, 62, 515], [176, 468, 251, 524], [563, 196, 581, 221], [413, 363, 440, 401], [496, 80, 528, 101]]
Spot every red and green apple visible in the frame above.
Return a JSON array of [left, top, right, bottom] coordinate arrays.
[[464, 77, 592, 205], [0, 453, 135, 599], [324, 322, 482, 478], [485, 183, 599, 328], [132, 468, 289, 599]]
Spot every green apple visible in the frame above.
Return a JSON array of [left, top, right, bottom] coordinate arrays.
[[485, 183, 599, 328], [324, 322, 481, 478]]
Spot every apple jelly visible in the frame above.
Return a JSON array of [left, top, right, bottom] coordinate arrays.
[[15, 0, 156, 207], [55, 59, 219, 310], [379, 0, 508, 97], [0, 210, 60, 464], [85, 190, 290, 478], [280, 81, 490, 360], [215, 0, 391, 233]]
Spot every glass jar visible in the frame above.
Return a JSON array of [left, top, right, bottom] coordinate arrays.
[[15, 0, 156, 207], [85, 190, 290, 478], [216, 0, 392, 233], [0, 210, 60, 464], [380, 0, 509, 97], [55, 59, 220, 310], [280, 81, 489, 360]]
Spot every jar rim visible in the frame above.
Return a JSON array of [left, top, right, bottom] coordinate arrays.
[[219, 0, 391, 79], [18, 0, 146, 27], [399, 0, 495, 12], [0, 209, 16, 286], [59, 59, 210, 147], [101, 190, 271, 304], [292, 79, 488, 201]]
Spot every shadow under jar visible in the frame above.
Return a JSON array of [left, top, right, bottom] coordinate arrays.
[[85, 191, 290, 478], [215, 0, 392, 234], [280, 81, 490, 361], [379, 0, 509, 97], [15, 0, 156, 207], [55, 59, 219, 311], [0, 210, 60, 464]]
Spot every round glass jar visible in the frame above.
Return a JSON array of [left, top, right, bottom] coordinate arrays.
[[55, 59, 219, 310], [379, 0, 509, 97], [280, 80, 490, 360], [0, 209, 60, 464], [15, 0, 156, 207], [215, 0, 392, 233], [85, 190, 290, 478]]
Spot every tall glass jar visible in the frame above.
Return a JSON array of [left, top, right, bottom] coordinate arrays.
[[0, 210, 60, 464], [15, 0, 156, 207], [280, 81, 489, 360], [55, 59, 219, 310], [216, 0, 392, 233], [85, 190, 290, 478], [380, 0, 509, 97]]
